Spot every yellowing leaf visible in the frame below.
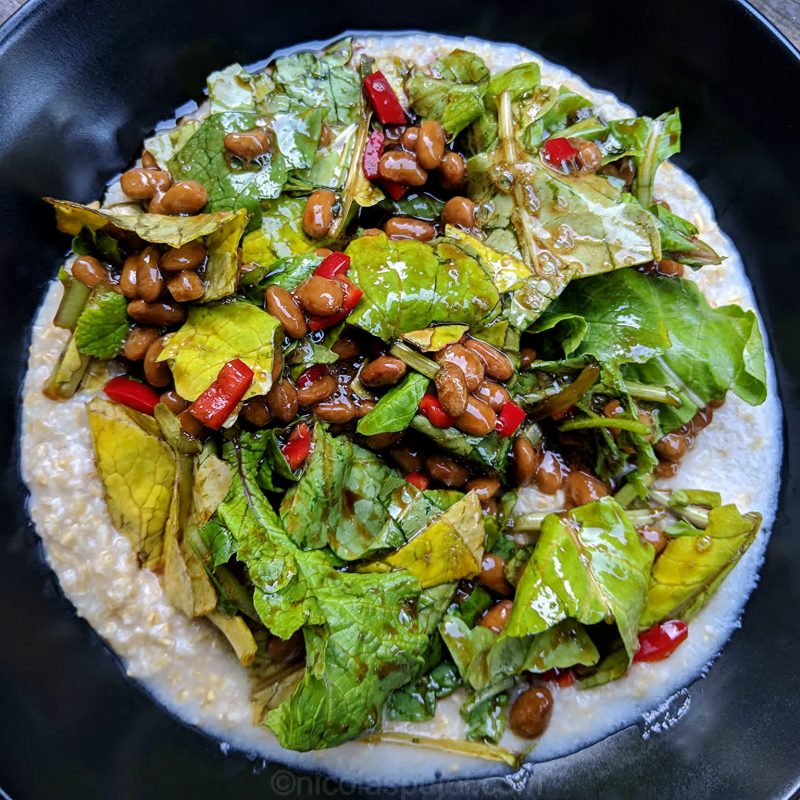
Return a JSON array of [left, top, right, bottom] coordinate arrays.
[[157, 302, 281, 401], [401, 324, 469, 351], [207, 611, 258, 665], [640, 504, 761, 628], [446, 225, 531, 292], [378, 492, 485, 588], [86, 397, 176, 569], [163, 454, 217, 617], [46, 198, 247, 249], [241, 196, 317, 268], [193, 453, 233, 526]]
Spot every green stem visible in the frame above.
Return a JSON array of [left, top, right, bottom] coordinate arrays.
[[511, 511, 548, 532], [613, 473, 654, 508], [329, 107, 372, 240], [648, 489, 710, 528], [513, 505, 662, 532], [558, 416, 650, 435], [529, 363, 601, 421], [623, 380, 682, 408], [389, 342, 440, 380], [54, 276, 90, 330], [497, 90, 541, 274]]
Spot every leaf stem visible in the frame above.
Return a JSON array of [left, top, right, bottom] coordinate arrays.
[[648, 489, 710, 528], [389, 342, 440, 380], [622, 380, 682, 407]]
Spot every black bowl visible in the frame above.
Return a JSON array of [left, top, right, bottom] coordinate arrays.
[[1, 1, 799, 798]]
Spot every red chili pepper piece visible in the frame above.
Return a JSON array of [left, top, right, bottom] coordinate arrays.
[[104, 376, 160, 415], [418, 393, 455, 429], [188, 358, 254, 430], [539, 668, 576, 688], [362, 129, 386, 181], [496, 401, 526, 437], [381, 179, 407, 200], [281, 421, 312, 471], [314, 251, 350, 280], [634, 620, 689, 663], [307, 277, 363, 331], [542, 136, 579, 166], [296, 364, 327, 390], [363, 71, 407, 125], [405, 471, 430, 491]]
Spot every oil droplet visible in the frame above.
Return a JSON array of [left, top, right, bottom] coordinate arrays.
[[553, 224, 576, 252]]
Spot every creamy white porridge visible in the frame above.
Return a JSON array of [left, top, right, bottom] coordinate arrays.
[[20, 32, 782, 785]]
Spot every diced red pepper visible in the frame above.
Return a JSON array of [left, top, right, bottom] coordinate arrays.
[[418, 393, 455, 429], [104, 376, 160, 415], [314, 251, 350, 280], [363, 71, 407, 125], [496, 401, 526, 437], [296, 364, 327, 390], [381, 179, 407, 200], [281, 422, 312, 471], [307, 277, 363, 331], [539, 668, 576, 688], [634, 620, 689, 663], [188, 358, 254, 430], [405, 471, 430, 491], [363, 129, 386, 181], [542, 136, 579, 166]]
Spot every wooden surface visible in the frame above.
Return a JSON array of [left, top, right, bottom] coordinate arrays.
[[0, 0, 798, 48]]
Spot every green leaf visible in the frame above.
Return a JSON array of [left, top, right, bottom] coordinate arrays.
[[440, 616, 598, 693], [356, 372, 430, 436], [640, 504, 762, 628], [257, 427, 303, 492], [463, 693, 508, 743], [345, 234, 500, 341], [405, 50, 490, 137], [207, 63, 275, 112], [537, 85, 592, 136], [535, 269, 767, 432], [270, 38, 361, 126], [279, 426, 416, 560], [86, 397, 175, 570], [531, 272, 670, 364], [633, 110, 681, 207], [158, 302, 281, 402], [241, 196, 319, 269], [486, 62, 540, 103], [241, 253, 323, 298], [168, 112, 287, 228], [379, 193, 445, 220], [468, 95, 660, 324], [364, 492, 485, 588], [272, 108, 324, 171], [200, 431, 454, 750], [651, 204, 723, 268], [71, 224, 122, 265], [436, 50, 491, 85], [74, 287, 130, 359], [504, 498, 654, 663], [400, 325, 469, 351], [411, 415, 512, 478], [385, 661, 462, 722]]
